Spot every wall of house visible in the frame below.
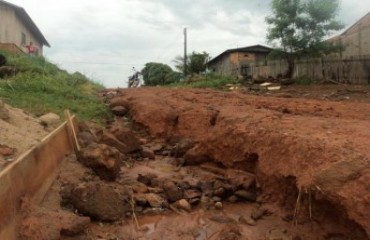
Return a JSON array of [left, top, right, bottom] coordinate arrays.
[[335, 13, 370, 57], [0, 3, 14, 44], [209, 52, 266, 77], [0, 3, 43, 55]]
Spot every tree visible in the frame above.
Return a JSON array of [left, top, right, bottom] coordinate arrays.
[[141, 62, 180, 86], [173, 51, 209, 75], [266, 0, 344, 78]]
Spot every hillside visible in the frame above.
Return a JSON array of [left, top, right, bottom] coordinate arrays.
[[0, 52, 109, 122]]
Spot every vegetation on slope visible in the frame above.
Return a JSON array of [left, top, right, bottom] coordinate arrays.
[[0, 52, 109, 123], [168, 73, 238, 89]]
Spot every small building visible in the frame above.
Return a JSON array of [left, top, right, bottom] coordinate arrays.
[[329, 11, 370, 58], [207, 45, 272, 78], [0, 0, 50, 56]]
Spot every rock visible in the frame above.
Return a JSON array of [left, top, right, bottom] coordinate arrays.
[[212, 196, 222, 202], [100, 131, 133, 154], [251, 207, 269, 221], [108, 98, 130, 109], [109, 126, 142, 153], [145, 193, 164, 208], [134, 194, 148, 207], [184, 146, 210, 165], [175, 199, 191, 211], [227, 195, 238, 203], [39, 112, 60, 127], [215, 202, 223, 210], [234, 190, 257, 202], [0, 100, 9, 120], [132, 183, 148, 193], [111, 106, 128, 116], [163, 181, 183, 202], [141, 147, 155, 159], [0, 144, 16, 156], [150, 143, 164, 153], [60, 215, 91, 236], [209, 214, 235, 224], [77, 131, 97, 148], [184, 189, 202, 200], [70, 183, 128, 222], [137, 173, 158, 186], [170, 138, 194, 157], [79, 143, 121, 181], [238, 216, 256, 226], [214, 187, 226, 198]]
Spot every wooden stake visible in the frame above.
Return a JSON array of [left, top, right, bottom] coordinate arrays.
[[64, 110, 80, 152]]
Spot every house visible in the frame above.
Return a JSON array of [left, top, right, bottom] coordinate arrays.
[[0, 0, 49, 56], [207, 45, 272, 78], [329, 11, 370, 58]]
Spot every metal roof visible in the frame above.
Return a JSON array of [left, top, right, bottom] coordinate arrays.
[[207, 44, 272, 65], [0, 0, 50, 47]]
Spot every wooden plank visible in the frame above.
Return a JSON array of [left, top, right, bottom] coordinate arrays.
[[0, 117, 77, 239]]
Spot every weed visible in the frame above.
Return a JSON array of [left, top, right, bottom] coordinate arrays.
[[0, 52, 110, 123]]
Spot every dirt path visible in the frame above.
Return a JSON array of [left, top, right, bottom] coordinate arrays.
[[18, 86, 370, 239]]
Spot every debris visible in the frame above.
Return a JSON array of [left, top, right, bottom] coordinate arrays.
[[79, 143, 121, 181]]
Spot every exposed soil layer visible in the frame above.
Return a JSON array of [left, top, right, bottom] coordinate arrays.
[[19, 86, 370, 239], [105, 87, 370, 237]]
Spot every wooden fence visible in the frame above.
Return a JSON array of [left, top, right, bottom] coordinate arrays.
[[250, 56, 370, 84]]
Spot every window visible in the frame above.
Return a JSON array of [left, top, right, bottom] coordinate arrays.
[[21, 32, 26, 45]]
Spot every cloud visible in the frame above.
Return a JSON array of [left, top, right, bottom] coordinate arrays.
[[7, 0, 370, 87]]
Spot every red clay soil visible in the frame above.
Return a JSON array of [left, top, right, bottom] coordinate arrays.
[[108, 87, 370, 237]]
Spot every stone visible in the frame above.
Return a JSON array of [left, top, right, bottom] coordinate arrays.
[[132, 182, 148, 193], [212, 196, 222, 202], [238, 216, 256, 226], [60, 215, 91, 236], [145, 193, 164, 208], [134, 194, 148, 207], [0, 144, 16, 156], [215, 202, 223, 210], [111, 106, 128, 116], [109, 126, 142, 153], [163, 181, 183, 202], [184, 146, 210, 165], [141, 147, 155, 159], [137, 173, 158, 186], [39, 112, 60, 127], [209, 215, 235, 224], [227, 195, 238, 203], [77, 131, 97, 148], [184, 189, 202, 200], [100, 131, 133, 154], [214, 187, 226, 198], [251, 207, 269, 221], [170, 138, 194, 157], [234, 190, 257, 202], [79, 143, 121, 181], [175, 199, 191, 211], [70, 183, 128, 222]]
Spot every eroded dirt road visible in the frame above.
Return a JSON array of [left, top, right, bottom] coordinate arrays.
[[20, 86, 370, 239]]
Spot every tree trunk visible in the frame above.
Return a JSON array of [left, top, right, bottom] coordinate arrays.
[[285, 57, 294, 79]]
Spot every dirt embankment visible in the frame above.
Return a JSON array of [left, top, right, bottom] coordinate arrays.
[[106, 87, 370, 237]]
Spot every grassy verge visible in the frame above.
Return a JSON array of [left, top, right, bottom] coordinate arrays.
[[0, 52, 110, 123], [168, 73, 239, 89]]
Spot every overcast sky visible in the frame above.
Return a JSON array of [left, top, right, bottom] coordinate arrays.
[[9, 0, 370, 88]]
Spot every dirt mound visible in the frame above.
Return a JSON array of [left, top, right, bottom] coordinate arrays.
[[104, 87, 370, 238], [0, 100, 49, 168]]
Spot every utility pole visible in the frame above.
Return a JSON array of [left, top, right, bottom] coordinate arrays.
[[183, 27, 187, 78]]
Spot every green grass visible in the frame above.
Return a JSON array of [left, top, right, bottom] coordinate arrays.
[[168, 73, 238, 89], [0, 52, 110, 123]]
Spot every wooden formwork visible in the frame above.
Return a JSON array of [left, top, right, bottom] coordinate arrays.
[[0, 115, 78, 239]]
